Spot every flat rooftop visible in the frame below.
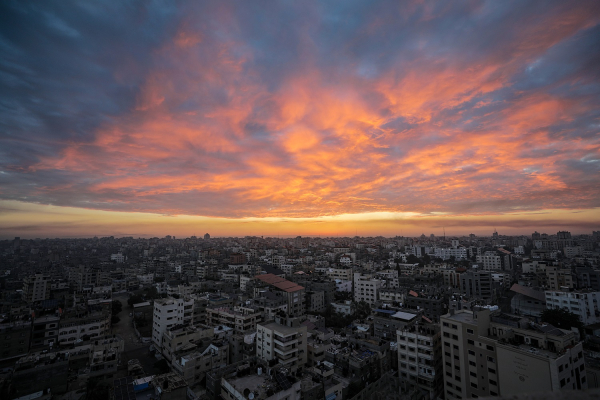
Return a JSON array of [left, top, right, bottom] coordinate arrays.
[[228, 374, 269, 392], [445, 311, 475, 323], [259, 321, 303, 335]]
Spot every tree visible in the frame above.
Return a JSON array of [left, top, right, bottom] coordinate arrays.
[[541, 308, 583, 333], [154, 359, 170, 373], [406, 254, 419, 264], [355, 301, 371, 320], [112, 300, 123, 316], [111, 315, 120, 324]]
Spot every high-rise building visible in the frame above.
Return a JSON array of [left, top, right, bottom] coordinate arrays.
[[441, 308, 586, 399], [397, 322, 443, 399], [152, 297, 194, 349]]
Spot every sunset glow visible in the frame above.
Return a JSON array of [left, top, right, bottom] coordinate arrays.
[[1, 1, 599, 238]]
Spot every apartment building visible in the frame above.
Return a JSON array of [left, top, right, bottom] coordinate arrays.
[[152, 297, 194, 348], [397, 323, 443, 399], [476, 252, 503, 270], [546, 266, 574, 290], [161, 324, 214, 362], [22, 274, 50, 303], [172, 341, 229, 386], [256, 320, 307, 374], [545, 289, 600, 325], [326, 267, 354, 282], [441, 308, 586, 399], [255, 273, 306, 317], [354, 273, 382, 305], [460, 271, 492, 300], [205, 306, 262, 335]]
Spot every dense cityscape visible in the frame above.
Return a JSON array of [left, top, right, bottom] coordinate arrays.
[[2, 1, 600, 400], [0, 231, 598, 399]]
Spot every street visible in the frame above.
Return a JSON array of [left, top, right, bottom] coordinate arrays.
[[111, 293, 162, 377]]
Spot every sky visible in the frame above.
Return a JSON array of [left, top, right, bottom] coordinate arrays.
[[0, 0, 599, 239]]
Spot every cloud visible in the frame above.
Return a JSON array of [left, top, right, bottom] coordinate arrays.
[[0, 0, 599, 222]]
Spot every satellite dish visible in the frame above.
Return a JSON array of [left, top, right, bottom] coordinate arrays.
[[249, 393, 255, 400]]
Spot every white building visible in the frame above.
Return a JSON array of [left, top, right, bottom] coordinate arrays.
[[477, 251, 503, 270], [545, 290, 600, 325], [152, 297, 194, 348], [334, 279, 352, 292], [434, 247, 468, 261], [331, 301, 353, 315], [111, 253, 125, 263], [353, 273, 382, 305], [22, 274, 50, 303], [256, 321, 307, 373]]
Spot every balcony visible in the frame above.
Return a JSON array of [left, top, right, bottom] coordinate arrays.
[[274, 337, 298, 347], [275, 345, 297, 357]]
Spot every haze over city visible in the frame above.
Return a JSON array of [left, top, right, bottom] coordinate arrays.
[[1, 0, 599, 239]]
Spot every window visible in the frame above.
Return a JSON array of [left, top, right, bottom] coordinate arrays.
[[470, 383, 478, 389], [452, 335, 458, 340], [444, 342, 450, 347], [468, 340, 475, 345], [470, 371, 477, 377], [487, 356, 495, 363], [489, 379, 497, 386], [486, 345, 494, 351], [467, 328, 474, 334], [468, 350, 475, 356], [488, 367, 496, 374]]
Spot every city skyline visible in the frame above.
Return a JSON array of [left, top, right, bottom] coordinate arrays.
[[1, 1, 600, 238]]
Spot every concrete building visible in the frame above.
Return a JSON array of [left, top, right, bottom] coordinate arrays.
[[206, 306, 262, 335], [152, 297, 194, 348], [441, 308, 586, 399], [545, 289, 600, 325], [255, 274, 306, 317], [476, 252, 503, 270], [397, 322, 443, 399], [161, 324, 215, 362], [22, 274, 50, 303], [172, 341, 229, 386], [354, 273, 382, 305], [460, 271, 492, 300], [405, 294, 446, 322], [546, 266, 574, 290], [31, 314, 60, 349], [257, 320, 307, 374], [306, 291, 326, 313]]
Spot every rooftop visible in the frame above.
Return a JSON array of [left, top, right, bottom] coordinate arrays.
[[255, 274, 304, 293], [444, 310, 475, 323]]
